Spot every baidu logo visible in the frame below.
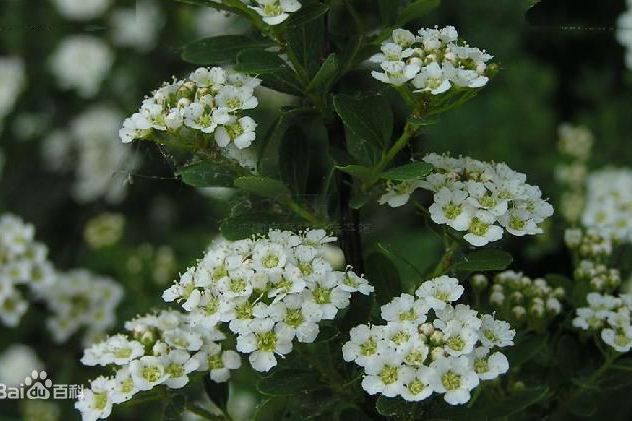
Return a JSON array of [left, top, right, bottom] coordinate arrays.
[[0, 370, 83, 400]]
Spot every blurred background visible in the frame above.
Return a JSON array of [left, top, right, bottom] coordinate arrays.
[[0, 0, 630, 419]]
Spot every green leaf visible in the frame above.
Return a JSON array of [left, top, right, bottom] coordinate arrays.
[[258, 71, 305, 96], [181, 35, 273, 65], [505, 333, 548, 367], [366, 252, 401, 307], [307, 54, 339, 93], [398, 0, 441, 25], [257, 369, 326, 396], [234, 176, 291, 200], [235, 49, 287, 74], [204, 376, 228, 411], [177, 161, 236, 187], [286, 11, 325, 77], [162, 394, 187, 421], [336, 164, 373, 179], [485, 387, 550, 418], [376, 396, 420, 419], [333, 94, 393, 149], [600, 359, 632, 390], [381, 162, 434, 181], [453, 249, 513, 272], [378, 0, 400, 25], [254, 398, 289, 420], [285, 2, 329, 27], [220, 213, 294, 240]]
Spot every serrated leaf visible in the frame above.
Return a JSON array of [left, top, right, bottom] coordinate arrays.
[[333, 94, 393, 149], [453, 249, 513, 272], [285, 2, 329, 27], [234, 176, 291, 200], [366, 252, 400, 307], [181, 35, 273, 65], [398, 0, 441, 25], [336, 164, 373, 179], [257, 369, 326, 396], [177, 161, 236, 187], [381, 162, 434, 181], [235, 49, 287, 74], [307, 54, 339, 93]]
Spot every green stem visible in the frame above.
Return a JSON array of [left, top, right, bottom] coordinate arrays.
[[375, 120, 418, 174], [430, 240, 460, 278], [286, 200, 325, 226]]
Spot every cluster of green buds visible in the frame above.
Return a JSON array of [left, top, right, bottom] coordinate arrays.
[[482, 271, 564, 331]]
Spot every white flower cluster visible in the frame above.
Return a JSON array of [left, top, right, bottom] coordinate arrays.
[[163, 229, 373, 372], [555, 123, 593, 223], [380, 153, 554, 247], [573, 292, 632, 352], [343, 275, 514, 405], [42, 105, 140, 204], [77, 309, 239, 420], [110, 0, 164, 52], [0, 214, 56, 327], [487, 271, 563, 329], [50, 0, 111, 20], [582, 168, 632, 242], [617, 0, 632, 70], [240, 0, 302, 25], [0, 57, 26, 128], [120, 67, 261, 170], [371, 26, 493, 93], [49, 35, 114, 98], [43, 269, 123, 345], [0, 213, 122, 344]]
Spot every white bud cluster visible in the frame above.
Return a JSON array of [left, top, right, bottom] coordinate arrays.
[[77, 310, 239, 420], [119, 67, 261, 170], [371, 26, 493, 93], [582, 168, 632, 242], [617, 0, 632, 70], [50, 0, 111, 21], [0, 57, 26, 125], [241, 0, 302, 25], [42, 105, 140, 204], [488, 271, 563, 327], [42, 269, 123, 346], [0, 214, 56, 327], [573, 292, 632, 353], [343, 275, 514, 405], [0, 213, 122, 345], [380, 153, 554, 247], [564, 228, 613, 260], [49, 35, 114, 98], [574, 260, 621, 293], [163, 229, 373, 373]]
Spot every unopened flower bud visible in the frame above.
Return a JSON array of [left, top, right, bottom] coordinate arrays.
[[472, 274, 488, 290]]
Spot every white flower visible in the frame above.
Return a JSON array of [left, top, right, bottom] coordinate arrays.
[[236, 318, 293, 372], [305, 275, 350, 319], [339, 271, 374, 295], [162, 349, 199, 389], [215, 86, 258, 111], [399, 366, 434, 402], [429, 187, 474, 231], [372, 60, 421, 86], [51, 0, 110, 20], [129, 356, 169, 391], [601, 326, 632, 353], [469, 347, 509, 380], [0, 57, 25, 123], [183, 103, 230, 134], [194, 343, 242, 382], [109, 0, 164, 52], [343, 324, 384, 367], [214, 116, 257, 149], [250, 0, 302, 25], [464, 210, 503, 247], [49, 35, 113, 98], [415, 276, 464, 310], [479, 315, 515, 348], [412, 62, 452, 95], [268, 295, 322, 343], [109, 367, 137, 404], [361, 355, 405, 397], [381, 294, 428, 324], [379, 179, 424, 208], [81, 335, 144, 366], [429, 356, 479, 405], [75, 376, 114, 421], [442, 321, 477, 356], [162, 330, 203, 352]]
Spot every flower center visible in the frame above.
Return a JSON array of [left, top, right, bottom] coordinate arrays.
[[284, 308, 304, 328], [443, 203, 462, 220], [446, 335, 465, 352], [209, 354, 224, 370], [92, 392, 108, 410], [408, 379, 426, 395], [469, 217, 489, 236], [142, 365, 163, 383], [263, 254, 280, 268], [360, 338, 377, 356], [166, 363, 184, 378], [256, 331, 278, 352], [474, 358, 489, 374], [313, 286, 332, 304], [379, 365, 399, 385], [441, 371, 462, 391]]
